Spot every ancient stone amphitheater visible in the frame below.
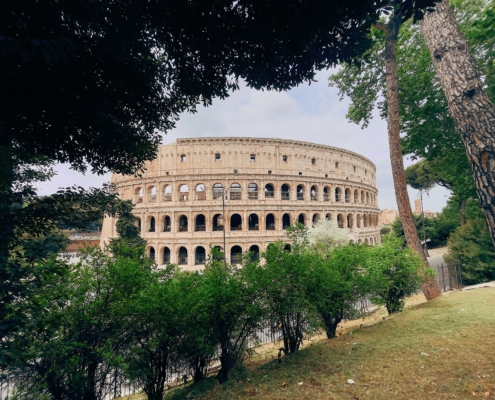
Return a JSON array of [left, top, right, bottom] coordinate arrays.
[[100, 137, 381, 269]]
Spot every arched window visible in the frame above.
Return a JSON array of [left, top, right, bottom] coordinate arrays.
[[248, 214, 259, 230], [149, 186, 157, 202], [135, 187, 143, 203], [323, 186, 330, 201], [213, 214, 224, 231], [265, 184, 274, 199], [366, 192, 370, 204], [266, 213, 275, 230], [135, 217, 141, 231], [312, 213, 320, 226], [361, 190, 365, 203], [178, 247, 188, 265], [284, 244, 292, 252], [363, 214, 368, 227], [249, 245, 260, 261], [230, 183, 242, 200], [335, 187, 342, 202], [282, 213, 291, 229], [230, 245, 242, 264], [179, 215, 188, 232], [195, 246, 206, 265], [297, 185, 305, 201], [281, 184, 290, 200], [195, 214, 206, 231], [356, 214, 361, 228], [365, 238, 369, 245], [345, 188, 351, 203], [163, 247, 170, 263], [347, 214, 354, 229], [298, 213, 305, 225], [354, 189, 359, 203], [325, 213, 332, 221], [149, 247, 155, 261], [212, 183, 224, 199], [163, 216, 171, 232], [148, 216, 155, 232], [230, 214, 242, 231], [337, 213, 345, 228], [310, 186, 318, 201], [179, 184, 189, 201], [212, 246, 224, 261], [195, 184, 206, 201], [248, 183, 258, 200], [163, 185, 172, 201]]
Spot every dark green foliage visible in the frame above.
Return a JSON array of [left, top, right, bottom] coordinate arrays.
[[18, 231, 70, 262], [366, 237, 425, 314], [445, 218, 495, 285], [108, 200, 147, 257], [381, 227, 391, 235]]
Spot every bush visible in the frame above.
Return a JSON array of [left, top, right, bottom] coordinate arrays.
[[445, 218, 495, 285]]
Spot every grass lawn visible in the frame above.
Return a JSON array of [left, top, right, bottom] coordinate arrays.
[[165, 288, 495, 400]]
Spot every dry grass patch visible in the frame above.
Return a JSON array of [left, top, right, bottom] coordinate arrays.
[[166, 288, 495, 400]]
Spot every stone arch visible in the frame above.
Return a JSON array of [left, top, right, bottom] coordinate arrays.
[[361, 190, 365, 203], [148, 216, 156, 232], [163, 185, 172, 201], [178, 246, 188, 265], [249, 245, 260, 261], [230, 213, 242, 231], [335, 187, 342, 202], [266, 213, 275, 230], [366, 192, 370, 204], [347, 213, 354, 229], [265, 183, 275, 198], [149, 246, 155, 261], [135, 187, 143, 203], [195, 246, 206, 265], [337, 213, 345, 228], [345, 188, 351, 203], [248, 213, 259, 230], [363, 214, 368, 227], [162, 246, 171, 264], [179, 184, 189, 201], [354, 189, 359, 203], [312, 213, 320, 226], [135, 217, 141, 231], [298, 213, 306, 225], [356, 214, 361, 228], [281, 183, 290, 200], [325, 213, 333, 222], [213, 213, 224, 231], [163, 215, 171, 232], [230, 183, 242, 200], [282, 213, 291, 229], [248, 183, 258, 199], [148, 186, 157, 202], [323, 186, 330, 201], [310, 185, 318, 201], [212, 183, 224, 199], [195, 183, 206, 201], [178, 215, 188, 232], [284, 243, 292, 252], [230, 245, 242, 264], [365, 238, 369, 245], [195, 214, 206, 231], [296, 184, 305, 201]]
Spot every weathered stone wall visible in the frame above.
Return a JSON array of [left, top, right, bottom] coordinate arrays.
[[100, 137, 381, 269]]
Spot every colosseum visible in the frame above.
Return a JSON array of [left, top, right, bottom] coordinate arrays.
[[100, 137, 381, 269]]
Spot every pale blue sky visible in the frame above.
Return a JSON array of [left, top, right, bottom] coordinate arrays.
[[37, 69, 450, 212]]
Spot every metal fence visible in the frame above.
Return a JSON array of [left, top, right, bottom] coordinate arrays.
[[430, 261, 463, 292]]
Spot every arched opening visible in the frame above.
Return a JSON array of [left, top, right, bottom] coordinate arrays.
[[356, 214, 361, 228], [230, 213, 242, 231], [230, 245, 242, 264], [298, 213, 305, 225], [230, 183, 242, 200], [369, 214, 373, 227], [323, 186, 330, 201], [178, 247, 188, 265], [281, 184, 290, 200], [248, 183, 258, 199], [354, 189, 359, 203], [345, 188, 351, 203], [148, 216, 155, 232], [284, 244, 292, 252], [347, 213, 354, 229], [195, 214, 206, 231], [365, 238, 369, 245], [195, 246, 206, 265], [312, 213, 320, 226], [249, 245, 260, 261], [361, 190, 365, 203], [163, 247, 170, 264], [335, 187, 342, 202], [195, 184, 206, 201], [135, 187, 143, 203], [297, 184, 305, 201], [266, 213, 275, 230], [337, 213, 345, 229], [179, 215, 188, 232], [179, 184, 189, 201], [325, 213, 332, 221], [163, 216, 171, 232], [282, 213, 291, 229], [366, 192, 370, 204], [363, 214, 368, 227], [212, 246, 224, 261], [310, 185, 318, 201], [163, 185, 172, 201], [149, 186, 157, 202], [213, 214, 224, 231], [248, 214, 259, 230], [265, 184, 274, 199], [212, 183, 224, 199], [149, 247, 155, 261], [135, 217, 141, 231]]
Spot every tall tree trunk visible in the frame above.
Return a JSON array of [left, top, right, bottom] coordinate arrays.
[[379, 5, 441, 300], [421, 0, 495, 244]]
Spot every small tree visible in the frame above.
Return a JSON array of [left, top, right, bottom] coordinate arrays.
[[307, 219, 350, 250]]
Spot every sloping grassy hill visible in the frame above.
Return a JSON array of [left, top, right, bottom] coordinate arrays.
[[168, 288, 495, 400]]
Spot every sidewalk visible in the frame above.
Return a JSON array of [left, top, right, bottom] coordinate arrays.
[[462, 281, 495, 290]]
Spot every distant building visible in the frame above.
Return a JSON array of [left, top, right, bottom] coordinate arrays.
[[380, 209, 399, 225], [413, 198, 437, 218]]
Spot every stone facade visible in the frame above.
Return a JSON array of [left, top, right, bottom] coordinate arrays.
[[100, 137, 381, 269], [379, 209, 400, 226]]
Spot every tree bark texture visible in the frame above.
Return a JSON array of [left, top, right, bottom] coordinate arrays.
[[421, 0, 495, 244], [382, 7, 441, 300]]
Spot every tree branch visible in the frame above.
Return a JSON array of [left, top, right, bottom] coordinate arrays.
[[373, 21, 388, 32]]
